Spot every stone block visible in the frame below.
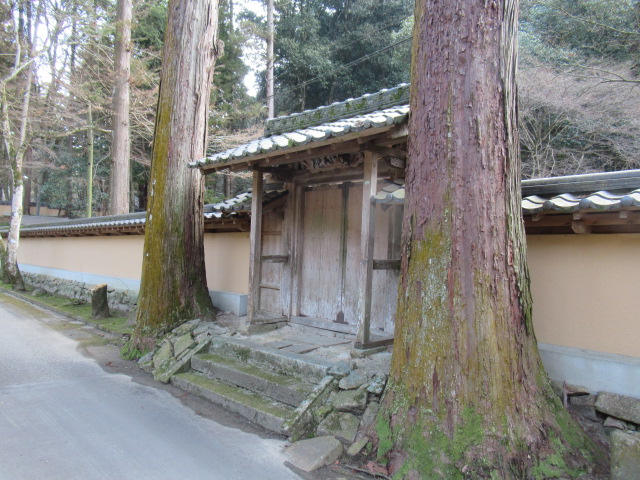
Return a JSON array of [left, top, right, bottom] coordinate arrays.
[[367, 373, 387, 396], [317, 411, 360, 444], [284, 436, 343, 472], [604, 417, 627, 430], [360, 400, 380, 429], [331, 388, 367, 414], [173, 333, 196, 357], [328, 360, 355, 379], [611, 430, 640, 480], [595, 392, 640, 425], [91, 284, 110, 319], [153, 341, 174, 369], [313, 405, 333, 424], [346, 436, 369, 457], [154, 340, 210, 384], [339, 370, 367, 390]]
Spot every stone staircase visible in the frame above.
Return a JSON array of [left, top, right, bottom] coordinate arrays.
[[171, 337, 334, 435]]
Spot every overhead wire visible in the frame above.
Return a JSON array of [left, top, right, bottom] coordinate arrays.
[[266, 35, 411, 102]]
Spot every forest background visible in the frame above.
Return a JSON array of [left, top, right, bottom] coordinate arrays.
[[1, 0, 639, 220]]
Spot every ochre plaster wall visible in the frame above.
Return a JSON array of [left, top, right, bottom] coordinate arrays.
[[17, 232, 251, 295], [527, 234, 640, 358], [203, 232, 250, 294], [18, 236, 144, 279]]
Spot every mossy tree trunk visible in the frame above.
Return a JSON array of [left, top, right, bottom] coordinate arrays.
[[134, 0, 220, 348], [376, 1, 596, 478]]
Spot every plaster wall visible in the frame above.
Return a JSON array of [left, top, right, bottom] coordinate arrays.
[[16, 232, 250, 314], [527, 234, 640, 359]]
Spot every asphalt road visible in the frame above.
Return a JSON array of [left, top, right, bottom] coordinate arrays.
[[0, 294, 302, 480]]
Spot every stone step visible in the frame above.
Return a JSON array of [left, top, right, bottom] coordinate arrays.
[[208, 337, 332, 383], [191, 353, 314, 407], [171, 372, 294, 435]]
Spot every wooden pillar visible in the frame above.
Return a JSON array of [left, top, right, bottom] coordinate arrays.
[[248, 169, 264, 323], [356, 151, 379, 346], [288, 183, 305, 317]]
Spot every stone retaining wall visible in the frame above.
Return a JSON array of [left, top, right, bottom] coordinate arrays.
[[22, 272, 137, 312]]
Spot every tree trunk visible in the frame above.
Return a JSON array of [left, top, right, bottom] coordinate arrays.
[[266, 0, 275, 118], [86, 103, 94, 218], [375, 1, 596, 478], [110, 0, 132, 215], [134, 0, 219, 348]]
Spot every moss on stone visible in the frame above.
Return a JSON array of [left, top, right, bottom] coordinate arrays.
[[176, 372, 293, 419]]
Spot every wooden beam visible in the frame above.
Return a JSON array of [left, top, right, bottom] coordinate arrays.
[[354, 336, 395, 350], [248, 170, 264, 323], [261, 254, 289, 263], [356, 151, 379, 345]]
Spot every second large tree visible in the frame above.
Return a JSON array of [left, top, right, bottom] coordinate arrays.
[[376, 1, 596, 478], [134, 0, 220, 346]]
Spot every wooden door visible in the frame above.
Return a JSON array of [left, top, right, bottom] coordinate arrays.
[[258, 204, 285, 315]]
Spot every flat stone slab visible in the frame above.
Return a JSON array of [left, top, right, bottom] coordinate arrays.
[[595, 392, 640, 425], [281, 344, 318, 355], [173, 333, 196, 357], [317, 411, 360, 444], [284, 436, 343, 472], [284, 333, 351, 347], [611, 430, 640, 480], [263, 341, 294, 350], [338, 371, 367, 390]]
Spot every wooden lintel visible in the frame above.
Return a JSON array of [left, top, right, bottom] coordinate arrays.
[[261, 254, 289, 263], [372, 259, 401, 270], [531, 213, 543, 222]]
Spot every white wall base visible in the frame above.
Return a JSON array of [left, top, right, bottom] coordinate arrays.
[[539, 343, 640, 399], [18, 264, 247, 316]]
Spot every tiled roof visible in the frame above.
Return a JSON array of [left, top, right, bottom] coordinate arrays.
[[203, 188, 286, 219], [191, 85, 410, 170], [9, 190, 275, 237], [522, 190, 640, 214], [374, 170, 640, 215], [264, 83, 410, 136]]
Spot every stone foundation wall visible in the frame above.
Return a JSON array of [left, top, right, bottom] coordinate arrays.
[[22, 272, 138, 312]]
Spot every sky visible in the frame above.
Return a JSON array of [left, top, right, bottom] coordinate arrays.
[[237, 0, 266, 97]]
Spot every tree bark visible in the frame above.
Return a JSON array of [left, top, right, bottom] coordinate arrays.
[[266, 0, 275, 118], [376, 1, 596, 478], [109, 0, 132, 215], [134, 0, 219, 348], [0, 1, 43, 290]]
